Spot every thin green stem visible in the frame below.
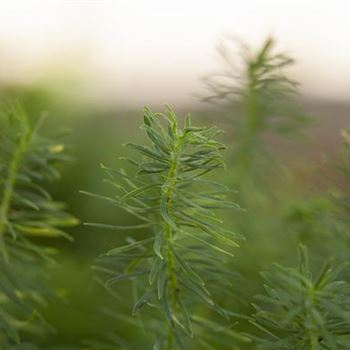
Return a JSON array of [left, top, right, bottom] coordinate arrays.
[[164, 138, 182, 350], [0, 120, 31, 259], [231, 76, 260, 185], [307, 287, 319, 350], [165, 222, 176, 350]]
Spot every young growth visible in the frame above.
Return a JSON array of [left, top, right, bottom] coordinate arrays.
[[84, 106, 244, 348]]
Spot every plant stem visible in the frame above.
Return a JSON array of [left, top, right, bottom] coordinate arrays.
[[164, 138, 182, 350], [232, 75, 260, 185], [0, 121, 31, 259], [307, 287, 319, 350]]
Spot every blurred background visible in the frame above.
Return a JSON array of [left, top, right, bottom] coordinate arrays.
[[1, 0, 350, 348]]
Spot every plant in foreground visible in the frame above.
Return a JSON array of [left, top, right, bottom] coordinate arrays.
[[251, 244, 350, 349], [83, 106, 249, 349], [0, 103, 77, 347]]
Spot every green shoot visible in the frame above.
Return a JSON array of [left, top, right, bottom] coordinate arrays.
[[202, 37, 310, 183], [252, 245, 350, 349], [84, 106, 244, 349], [0, 102, 77, 346]]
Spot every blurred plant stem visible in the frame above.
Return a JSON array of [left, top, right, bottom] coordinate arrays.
[[0, 111, 31, 260], [231, 77, 260, 186]]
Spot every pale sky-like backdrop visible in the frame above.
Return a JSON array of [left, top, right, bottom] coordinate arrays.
[[0, 0, 349, 107]]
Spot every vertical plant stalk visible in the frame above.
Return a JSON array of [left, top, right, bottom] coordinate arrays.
[[300, 247, 320, 350], [163, 138, 182, 350], [232, 75, 260, 184], [0, 120, 31, 259], [308, 289, 319, 350]]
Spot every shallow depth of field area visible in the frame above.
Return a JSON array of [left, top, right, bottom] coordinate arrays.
[[1, 2, 350, 350]]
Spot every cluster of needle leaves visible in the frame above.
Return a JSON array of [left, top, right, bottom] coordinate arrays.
[[84, 106, 247, 349], [0, 103, 77, 347], [202, 36, 308, 134], [251, 245, 350, 350], [202, 37, 310, 184]]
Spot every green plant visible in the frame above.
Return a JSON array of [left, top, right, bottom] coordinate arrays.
[[251, 245, 350, 349], [83, 106, 248, 349], [0, 103, 77, 347], [202, 37, 309, 183], [2, 37, 348, 350]]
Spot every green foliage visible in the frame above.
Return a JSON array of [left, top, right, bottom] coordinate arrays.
[[82, 334, 130, 350], [202, 37, 310, 184], [252, 245, 350, 349], [283, 195, 343, 241], [0, 103, 77, 346], [2, 38, 349, 350], [203, 36, 309, 132], [84, 106, 248, 349]]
